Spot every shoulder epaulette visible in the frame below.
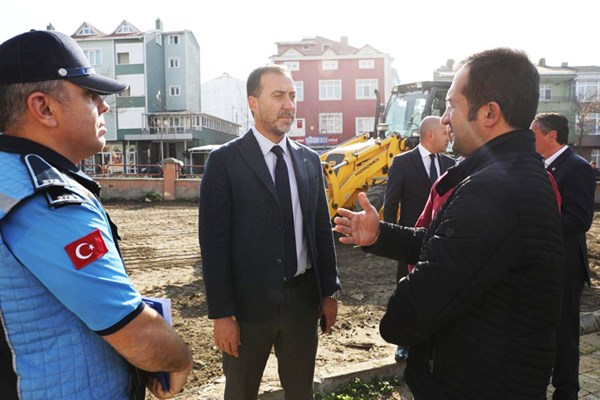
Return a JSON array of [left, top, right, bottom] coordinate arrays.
[[23, 154, 85, 208]]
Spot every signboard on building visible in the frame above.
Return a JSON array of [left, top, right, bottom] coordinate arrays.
[[305, 136, 329, 146]]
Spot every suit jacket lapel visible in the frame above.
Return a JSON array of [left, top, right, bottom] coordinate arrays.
[[547, 147, 571, 175], [409, 147, 430, 183], [238, 130, 278, 200]]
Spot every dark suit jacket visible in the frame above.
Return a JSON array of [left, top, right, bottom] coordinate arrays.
[[199, 130, 340, 322], [383, 147, 455, 225], [547, 147, 596, 286]]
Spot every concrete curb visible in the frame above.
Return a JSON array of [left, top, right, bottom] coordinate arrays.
[[198, 311, 600, 400], [259, 359, 405, 400]]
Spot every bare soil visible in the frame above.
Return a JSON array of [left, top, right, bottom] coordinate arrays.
[[106, 202, 600, 399]]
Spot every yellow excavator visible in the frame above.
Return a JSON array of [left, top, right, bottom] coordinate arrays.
[[320, 81, 451, 219]]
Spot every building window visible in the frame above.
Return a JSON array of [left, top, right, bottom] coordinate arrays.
[[83, 49, 102, 66], [169, 58, 180, 68], [319, 80, 342, 100], [168, 35, 179, 45], [576, 80, 600, 101], [116, 24, 134, 34], [78, 26, 94, 36], [169, 86, 181, 96], [323, 60, 338, 70], [356, 79, 378, 100], [592, 149, 600, 164], [156, 32, 163, 46], [577, 112, 600, 135], [117, 52, 130, 65], [302, 44, 310, 50], [323, 44, 331, 51], [356, 117, 375, 135], [319, 113, 343, 134], [283, 61, 299, 71], [294, 81, 304, 102], [359, 59, 375, 69], [539, 84, 552, 101]]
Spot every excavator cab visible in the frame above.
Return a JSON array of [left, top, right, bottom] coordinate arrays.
[[320, 81, 452, 219], [381, 81, 450, 138]]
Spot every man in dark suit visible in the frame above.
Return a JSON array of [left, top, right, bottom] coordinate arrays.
[[531, 112, 596, 400], [383, 116, 455, 281], [199, 64, 340, 400], [383, 116, 454, 362]]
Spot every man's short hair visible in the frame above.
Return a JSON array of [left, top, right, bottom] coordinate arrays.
[[0, 80, 65, 132], [533, 112, 570, 145], [246, 64, 292, 99], [462, 48, 539, 130]]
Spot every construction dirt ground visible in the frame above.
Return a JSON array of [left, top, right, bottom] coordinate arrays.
[[105, 201, 600, 399]]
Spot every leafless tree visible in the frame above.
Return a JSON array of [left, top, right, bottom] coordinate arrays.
[[573, 91, 600, 153]]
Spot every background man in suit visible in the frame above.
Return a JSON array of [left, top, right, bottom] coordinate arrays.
[[383, 116, 454, 361], [199, 64, 340, 400], [383, 116, 454, 279], [531, 112, 596, 400], [383, 116, 453, 362]]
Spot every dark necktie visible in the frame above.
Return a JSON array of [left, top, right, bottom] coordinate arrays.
[[271, 145, 297, 280], [429, 153, 438, 184]]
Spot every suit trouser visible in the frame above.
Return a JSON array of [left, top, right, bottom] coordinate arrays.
[[222, 270, 319, 400], [552, 269, 585, 400]]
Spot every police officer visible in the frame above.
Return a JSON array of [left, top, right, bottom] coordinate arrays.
[[0, 30, 192, 399]]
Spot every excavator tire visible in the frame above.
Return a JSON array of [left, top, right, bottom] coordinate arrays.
[[355, 184, 386, 212]]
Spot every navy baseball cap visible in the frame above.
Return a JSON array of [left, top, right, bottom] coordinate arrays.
[[0, 30, 128, 95]]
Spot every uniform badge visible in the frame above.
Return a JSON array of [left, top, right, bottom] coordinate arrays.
[[64, 229, 108, 270]]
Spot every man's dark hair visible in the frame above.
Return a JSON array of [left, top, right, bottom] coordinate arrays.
[[462, 48, 539, 129], [246, 64, 291, 99], [533, 112, 570, 145], [0, 80, 65, 133]]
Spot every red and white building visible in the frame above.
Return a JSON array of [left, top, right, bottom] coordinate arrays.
[[271, 36, 397, 148]]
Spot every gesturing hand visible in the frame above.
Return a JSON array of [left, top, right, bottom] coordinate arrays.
[[333, 193, 380, 246]]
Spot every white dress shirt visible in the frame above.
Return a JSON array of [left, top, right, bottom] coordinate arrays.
[[252, 128, 309, 276]]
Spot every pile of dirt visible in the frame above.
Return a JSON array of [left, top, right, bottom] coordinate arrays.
[[106, 202, 600, 398]]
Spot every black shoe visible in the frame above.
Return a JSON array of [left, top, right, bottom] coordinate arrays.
[[395, 346, 408, 362]]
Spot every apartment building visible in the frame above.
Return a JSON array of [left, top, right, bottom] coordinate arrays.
[[271, 36, 398, 148], [71, 19, 239, 173], [202, 73, 252, 133]]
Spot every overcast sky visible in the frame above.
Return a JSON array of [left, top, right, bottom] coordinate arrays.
[[0, 0, 597, 85]]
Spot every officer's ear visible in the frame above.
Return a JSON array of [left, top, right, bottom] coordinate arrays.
[[27, 91, 59, 128]]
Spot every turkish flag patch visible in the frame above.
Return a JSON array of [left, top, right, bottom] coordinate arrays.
[[64, 229, 108, 270]]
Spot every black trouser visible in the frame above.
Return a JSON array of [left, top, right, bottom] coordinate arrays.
[[223, 270, 319, 400], [552, 270, 585, 400]]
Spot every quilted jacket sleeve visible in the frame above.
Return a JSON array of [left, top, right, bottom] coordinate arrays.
[[379, 177, 520, 345]]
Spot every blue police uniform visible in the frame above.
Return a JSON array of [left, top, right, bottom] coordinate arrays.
[[0, 135, 144, 399]]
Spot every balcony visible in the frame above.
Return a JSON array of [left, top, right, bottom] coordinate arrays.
[[127, 126, 194, 141]]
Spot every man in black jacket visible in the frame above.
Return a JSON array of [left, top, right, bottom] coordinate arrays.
[[333, 48, 564, 399], [531, 112, 596, 400]]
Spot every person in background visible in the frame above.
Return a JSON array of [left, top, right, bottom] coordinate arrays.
[[531, 112, 596, 400], [382, 115, 454, 362], [0, 30, 192, 400], [589, 160, 600, 180], [333, 48, 564, 399], [199, 64, 340, 400]]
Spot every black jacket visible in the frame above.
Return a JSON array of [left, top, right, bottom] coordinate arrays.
[[547, 147, 595, 287], [199, 131, 339, 321], [367, 130, 564, 400], [383, 147, 455, 225]]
